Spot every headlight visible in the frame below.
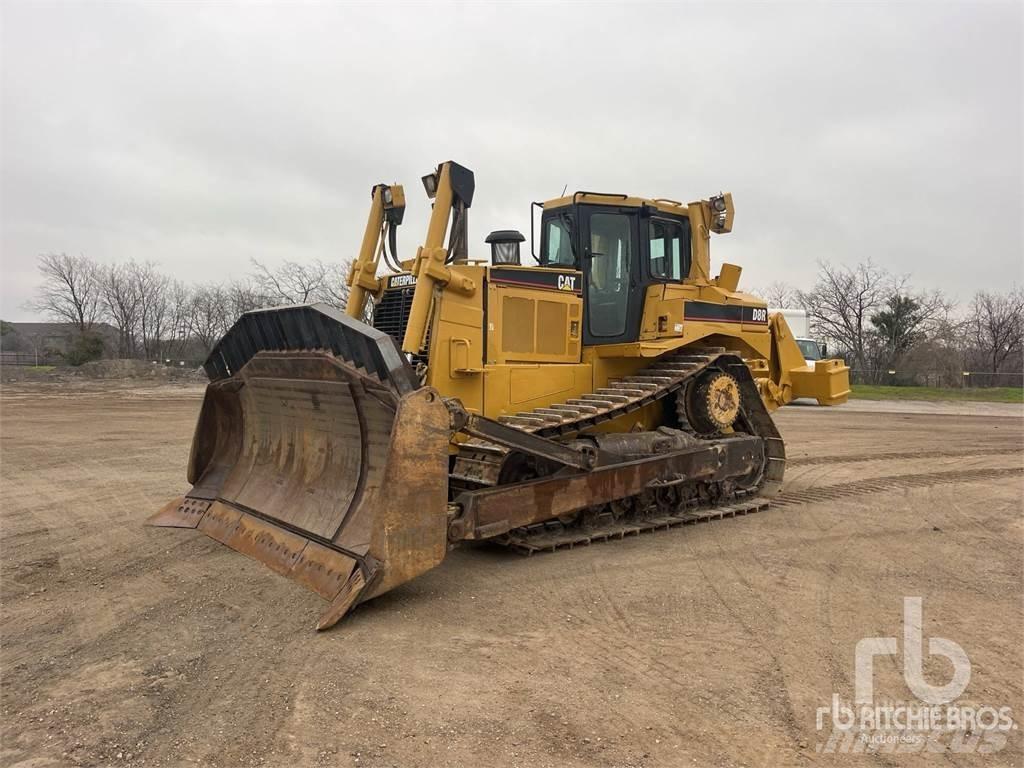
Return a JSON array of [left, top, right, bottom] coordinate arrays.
[[421, 173, 438, 199]]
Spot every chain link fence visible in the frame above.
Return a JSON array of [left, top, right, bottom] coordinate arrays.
[[850, 368, 1023, 389], [0, 351, 63, 366]]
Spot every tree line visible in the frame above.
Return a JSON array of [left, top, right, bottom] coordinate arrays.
[[754, 260, 1023, 384], [21, 252, 353, 363], [13, 252, 1024, 385]]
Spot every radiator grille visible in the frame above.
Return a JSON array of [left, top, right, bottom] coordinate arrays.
[[372, 286, 415, 344], [372, 286, 429, 365]]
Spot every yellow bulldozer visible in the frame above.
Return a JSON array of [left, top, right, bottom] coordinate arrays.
[[150, 160, 849, 629]]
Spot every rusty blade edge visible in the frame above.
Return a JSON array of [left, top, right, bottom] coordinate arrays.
[[194, 501, 361, 602], [150, 497, 367, 614], [146, 496, 208, 529], [316, 566, 369, 631]]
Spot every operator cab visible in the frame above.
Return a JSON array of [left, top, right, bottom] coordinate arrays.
[[537, 195, 692, 346]]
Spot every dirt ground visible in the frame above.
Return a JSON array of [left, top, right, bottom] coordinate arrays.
[[2, 382, 1022, 768]]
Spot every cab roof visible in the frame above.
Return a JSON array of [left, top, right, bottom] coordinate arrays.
[[541, 192, 694, 217]]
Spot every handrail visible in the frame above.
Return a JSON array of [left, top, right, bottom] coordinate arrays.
[[572, 191, 629, 204]]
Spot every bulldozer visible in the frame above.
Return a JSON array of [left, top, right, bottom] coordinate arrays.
[[149, 160, 849, 629]]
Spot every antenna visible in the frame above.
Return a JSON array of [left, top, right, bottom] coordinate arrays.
[[560, 184, 567, 197]]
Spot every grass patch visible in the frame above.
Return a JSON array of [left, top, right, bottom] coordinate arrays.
[[851, 384, 1023, 403]]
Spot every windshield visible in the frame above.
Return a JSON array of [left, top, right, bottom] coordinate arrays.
[[797, 339, 821, 360]]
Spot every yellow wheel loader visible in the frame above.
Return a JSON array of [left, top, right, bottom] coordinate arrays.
[[150, 161, 850, 629]]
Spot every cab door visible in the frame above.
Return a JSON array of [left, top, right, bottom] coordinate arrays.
[[580, 206, 644, 346]]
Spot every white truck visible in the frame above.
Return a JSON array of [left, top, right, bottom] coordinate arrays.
[[769, 308, 826, 368]]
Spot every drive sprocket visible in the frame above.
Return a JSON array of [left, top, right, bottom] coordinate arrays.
[[683, 370, 741, 434]]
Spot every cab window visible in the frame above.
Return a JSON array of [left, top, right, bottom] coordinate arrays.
[[648, 217, 690, 280], [543, 215, 576, 266]]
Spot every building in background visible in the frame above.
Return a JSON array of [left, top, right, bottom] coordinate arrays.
[[0, 321, 120, 365]]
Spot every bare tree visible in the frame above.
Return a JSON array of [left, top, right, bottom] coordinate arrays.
[[188, 285, 228, 354], [226, 278, 266, 317], [29, 253, 102, 331], [966, 288, 1024, 373], [250, 258, 351, 310], [324, 260, 352, 311], [100, 262, 142, 357], [752, 281, 805, 309], [801, 260, 895, 372], [164, 281, 194, 359], [134, 262, 171, 360]]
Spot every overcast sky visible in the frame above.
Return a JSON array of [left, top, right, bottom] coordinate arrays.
[[1, 1, 1021, 321]]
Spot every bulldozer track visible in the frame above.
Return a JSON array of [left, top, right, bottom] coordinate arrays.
[[498, 464, 1023, 556], [452, 349, 787, 553], [451, 347, 780, 488], [501, 348, 732, 438], [500, 492, 772, 554]]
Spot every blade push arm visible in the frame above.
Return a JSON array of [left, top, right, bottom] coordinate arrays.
[[401, 161, 477, 355], [759, 312, 850, 408]]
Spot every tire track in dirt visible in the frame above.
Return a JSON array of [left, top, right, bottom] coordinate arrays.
[[5, 388, 1023, 767], [3, 551, 312, 766], [773, 466, 1023, 508], [554, 567, 805, 765], [679, 535, 812, 755], [787, 446, 1019, 467], [455, 460, 1024, 760]]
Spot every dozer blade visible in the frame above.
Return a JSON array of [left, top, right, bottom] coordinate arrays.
[[148, 303, 452, 629]]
